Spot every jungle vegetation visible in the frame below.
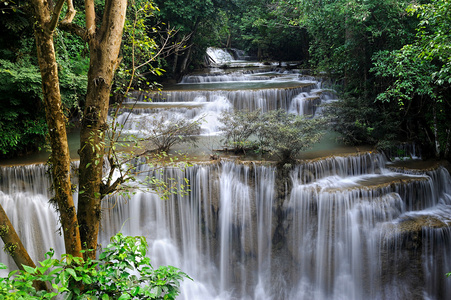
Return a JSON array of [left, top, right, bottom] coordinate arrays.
[[0, 0, 450, 297], [1, 0, 449, 161]]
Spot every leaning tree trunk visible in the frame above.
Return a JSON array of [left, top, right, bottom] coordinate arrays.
[[30, 0, 82, 258], [0, 205, 49, 291], [77, 0, 127, 258]]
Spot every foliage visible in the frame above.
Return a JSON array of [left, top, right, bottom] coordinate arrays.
[[409, 0, 451, 85], [372, 45, 437, 105], [236, 0, 308, 61], [152, 0, 218, 74], [139, 115, 201, 153], [0, 233, 191, 299], [219, 109, 326, 162], [54, 29, 89, 113], [258, 109, 326, 162], [282, 0, 417, 89], [219, 109, 260, 153], [323, 95, 400, 149], [0, 2, 87, 157], [0, 58, 46, 156], [371, 0, 451, 158], [114, 0, 166, 95]]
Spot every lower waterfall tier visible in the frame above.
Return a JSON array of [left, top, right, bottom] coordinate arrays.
[[0, 153, 450, 299]]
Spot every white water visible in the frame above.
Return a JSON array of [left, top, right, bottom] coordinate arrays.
[[1, 153, 451, 299], [1, 65, 451, 299], [119, 70, 328, 138], [206, 47, 236, 64], [205, 47, 260, 68]]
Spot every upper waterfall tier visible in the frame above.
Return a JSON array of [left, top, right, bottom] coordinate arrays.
[[128, 85, 318, 112], [205, 47, 260, 67], [115, 70, 335, 140]]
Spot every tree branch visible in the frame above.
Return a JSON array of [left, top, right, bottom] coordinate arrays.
[[61, 0, 76, 24], [48, 0, 65, 32], [59, 22, 87, 40], [100, 176, 125, 197], [48, 0, 85, 40], [85, 0, 96, 38], [0, 204, 49, 291]]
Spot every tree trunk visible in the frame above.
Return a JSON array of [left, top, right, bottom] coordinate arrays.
[[179, 45, 193, 75], [0, 205, 49, 291], [177, 17, 200, 77], [0, 207, 35, 268], [432, 102, 441, 158], [78, 0, 127, 258], [226, 33, 232, 48], [30, 0, 82, 258]]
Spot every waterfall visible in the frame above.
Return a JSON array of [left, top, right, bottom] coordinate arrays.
[[117, 70, 330, 141], [1, 59, 449, 299], [206, 47, 235, 64], [0, 164, 65, 271], [2, 153, 450, 299]]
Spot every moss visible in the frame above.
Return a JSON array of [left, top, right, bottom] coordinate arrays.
[[0, 225, 9, 237], [3, 242, 18, 256]]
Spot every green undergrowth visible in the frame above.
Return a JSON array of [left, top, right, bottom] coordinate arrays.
[[0, 233, 191, 299]]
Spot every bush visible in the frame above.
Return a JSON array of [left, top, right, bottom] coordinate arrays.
[[219, 109, 327, 162], [141, 115, 202, 153], [218, 110, 260, 153], [323, 95, 400, 149], [0, 59, 47, 157], [258, 110, 327, 162], [0, 233, 191, 299]]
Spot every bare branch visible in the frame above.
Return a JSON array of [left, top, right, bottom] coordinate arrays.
[[85, 0, 96, 38], [61, 0, 76, 24], [59, 21, 87, 40], [48, 0, 65, 32], [135, 29, 191, 71]]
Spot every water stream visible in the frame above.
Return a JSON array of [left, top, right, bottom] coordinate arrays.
[[0, 62, 450, 299]]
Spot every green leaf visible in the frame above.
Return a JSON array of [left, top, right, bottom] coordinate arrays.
[[22, 265, 36, 274], [117, 294, 131, 300]]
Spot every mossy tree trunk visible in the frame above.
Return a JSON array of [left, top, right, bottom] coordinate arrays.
[[30, 0, 82, 258], [77, 0, 127, 258], [0, 0, 128, 271], [0, 205, 49, 291]]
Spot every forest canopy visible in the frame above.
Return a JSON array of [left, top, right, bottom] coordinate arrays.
[[0, 0, 450, 160]]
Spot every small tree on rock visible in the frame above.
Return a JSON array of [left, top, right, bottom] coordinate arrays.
[[258, 110, 326, 163]]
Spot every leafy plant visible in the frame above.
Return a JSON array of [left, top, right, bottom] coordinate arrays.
[[139, 114, 202, 153], [323, 95, 400, 148], [218, 109, 260, 153], [0, 232, 191, 299], [0, 58, 47, 156], [257, 110, 326, 163], [370, 0, 451, 158], [219, 109, 326, 162]]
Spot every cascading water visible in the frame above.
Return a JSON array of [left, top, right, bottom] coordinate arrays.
[[1, 64, 451, 299], [1, 154, 450, 299], [119, 69, 326, 138], [206, 47, 236, 65]]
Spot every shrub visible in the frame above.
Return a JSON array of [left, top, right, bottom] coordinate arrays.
[[218, 110, 260, 153], [258, 110, 326, 162], [0, 233, 191, 299], [139, 115, 202, 153], [219, 109, 327, 162]]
